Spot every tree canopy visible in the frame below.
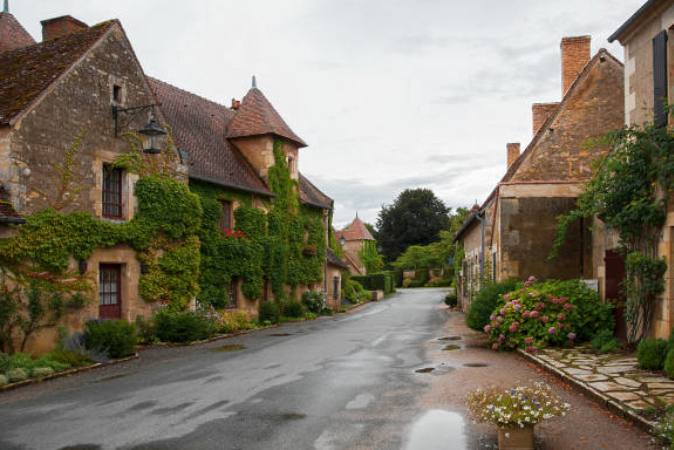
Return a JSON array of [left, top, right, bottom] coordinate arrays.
[[376, 188, 450, 262]]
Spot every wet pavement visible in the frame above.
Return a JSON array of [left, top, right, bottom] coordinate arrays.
[[0, 288, 658, 449]]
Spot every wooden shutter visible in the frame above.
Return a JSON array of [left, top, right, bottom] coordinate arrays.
[[653, 30, 668, 128]]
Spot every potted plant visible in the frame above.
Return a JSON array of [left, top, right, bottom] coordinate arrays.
[[466, 382, 569, 450]]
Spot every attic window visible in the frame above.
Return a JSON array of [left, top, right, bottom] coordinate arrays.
[[112, 84, 123, 104], [287, 155, 296, 174]]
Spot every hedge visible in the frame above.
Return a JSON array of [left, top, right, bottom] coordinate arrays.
[[352, 272, 396, 294]]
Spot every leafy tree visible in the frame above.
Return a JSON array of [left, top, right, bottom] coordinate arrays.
[[376, 189, 450, 262], [364, 222, 378, 241]]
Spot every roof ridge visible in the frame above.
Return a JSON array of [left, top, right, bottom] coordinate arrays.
[[148, 76, 234, 115]]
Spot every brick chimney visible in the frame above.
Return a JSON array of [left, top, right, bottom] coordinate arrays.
[[532, 102, 559, 135], [41, 15, 88, 41], [561, 36, 591, 96], [507, 143, 520, 168]]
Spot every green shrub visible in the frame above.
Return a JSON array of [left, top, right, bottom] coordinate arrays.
[[352, 272, 396, 294], [466, 279, 521, 331], [343, 279, 369, 304], [402, 278, 412, 288], [7, 368, 27, 383], [0, 374, 7, 386], [665, 348, 674, 379], [47, 349, 91, 367], [637, 338, 669, 370], [135, 315, 156, 345], [31, 367, 54, 378], [591, 329, 621, 354], [445, 293, 458, 308], [153, 310, 215, 343], [486, 278, 614, 351], [281, 300, 305, 318], [259, 301, 281, 324], [426, 278, 452, 287], [0, 352, 70, 375], [84, 320, 137, 358], [302, 291, 325, 314], [218, 310, 255, 333], [0, 353, 10, 373]]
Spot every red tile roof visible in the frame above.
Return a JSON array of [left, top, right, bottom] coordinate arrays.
[[0, 20, 115, 125], [299, 173, 333, 209], [227, 87, 307, 148], [149, 78, 273, 196], [337, 216, 375, 241], [0, 12, 35, 53], [327, 248, 349, 269]]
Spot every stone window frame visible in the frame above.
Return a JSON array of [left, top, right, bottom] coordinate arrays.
[[94, 153, 137, 222], [109, 75, 127, 107]]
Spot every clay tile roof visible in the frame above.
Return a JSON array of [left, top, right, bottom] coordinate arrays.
[[226, 87, 307, 148], [327, 248, 349, 270], [0, 20, 115, 125], [0, 12, 35, 53], [339, 216, 375, 241], [0, 185, 24, 224], [149, 77, 272, 196], [299, 173, 333, 209]]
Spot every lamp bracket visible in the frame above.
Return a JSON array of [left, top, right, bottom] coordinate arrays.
[[112, 103, 160, 137]]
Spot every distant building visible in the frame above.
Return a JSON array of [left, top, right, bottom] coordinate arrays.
[[335, 215, 375, 275]]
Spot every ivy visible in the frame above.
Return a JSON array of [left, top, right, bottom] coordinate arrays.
[[553, 124, 674, 342]]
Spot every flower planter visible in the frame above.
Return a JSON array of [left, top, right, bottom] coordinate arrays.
[[302, 246, 317, 256], [497, 425, 534, 450]]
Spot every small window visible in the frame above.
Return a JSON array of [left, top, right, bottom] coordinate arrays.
[[102, 165, 123, 219], [112, 84, 123, 103], [287, 155, 296, 174], [227, 278, 239, 309], [219, 200, 232, 230]]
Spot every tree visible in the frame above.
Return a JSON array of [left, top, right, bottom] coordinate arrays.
[[364, 222, 378, 241], [376, 189, 450, 262]]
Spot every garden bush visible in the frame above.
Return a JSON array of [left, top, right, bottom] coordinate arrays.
[[48, 349, 91, 367], [302, 291, 325, 314], [153, 310, 216, 343], [444, 293, 458, 308], [7, 368, 27, 383], [426, 278, 452, 287], [84, 320, 137, 358], [665, 348, 674, 379], [402, 278, 412, 288], [0, 374, 6, 386], [485, 278, 613, 351], [466, 279, 521, 331], [637, 338, 669, 370], [281, 300, 305, 318], [219, 310, 255, 333], [343, 279, 369, 304], [31, 367, 54, 378], [591, 329, 621, 354], [135, 315, 156, 345], [352, 272, 396, 294], [258, 301, 281, 324]]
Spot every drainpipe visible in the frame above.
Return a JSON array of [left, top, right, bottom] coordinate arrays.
[[475, 211, 486, 281]]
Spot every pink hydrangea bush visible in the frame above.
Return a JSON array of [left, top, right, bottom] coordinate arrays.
[[485, 278, 613, 352]]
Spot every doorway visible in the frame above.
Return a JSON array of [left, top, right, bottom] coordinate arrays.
[[99, 264, 122, 319]]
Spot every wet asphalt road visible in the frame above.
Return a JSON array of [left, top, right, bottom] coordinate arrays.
[[0, 288, 454, 450]]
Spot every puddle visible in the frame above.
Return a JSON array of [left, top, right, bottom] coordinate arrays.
[[211, 344, 246, 352], [270, 333, 293, 337], [438, 336, 462, 341], [415, 367, 435, 374], [405, 410, 467, 450], [443, 345, 461, 351], [463, 362, 488, 368]]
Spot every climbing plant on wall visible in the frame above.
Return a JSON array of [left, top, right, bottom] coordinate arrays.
[[552, 124, 674, 343]]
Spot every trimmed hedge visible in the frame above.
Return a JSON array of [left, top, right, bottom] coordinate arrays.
[[352, 272, 396, 294], [84, 320, 137, 358]]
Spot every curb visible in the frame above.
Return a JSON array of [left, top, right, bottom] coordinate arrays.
[[517, 349, 657, 433], [0, 353, 139, 393]]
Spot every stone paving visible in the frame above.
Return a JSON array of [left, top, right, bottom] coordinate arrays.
[[522, 345, 674, 429]]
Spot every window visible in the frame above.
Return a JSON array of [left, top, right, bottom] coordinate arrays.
[[227, 278, 239, 309], [112, 84, 123, 104], [287, 155, 296, 175], [99, 264, 122, 319], [653, 30, 668, 127], [219, 200, 232, 230], [102, 165, 123, 219]]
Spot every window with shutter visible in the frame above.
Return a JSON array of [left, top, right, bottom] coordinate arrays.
[[653, 30, 668, 128]]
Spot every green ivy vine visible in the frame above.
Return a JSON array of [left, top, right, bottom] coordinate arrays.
[[552, 124, 674, 343]]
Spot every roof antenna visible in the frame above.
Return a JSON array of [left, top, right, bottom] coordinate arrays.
[[252, 75, 257, 89], [3, 0, 8, 13]]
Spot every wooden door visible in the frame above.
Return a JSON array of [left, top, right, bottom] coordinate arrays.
[[604, 250, 626, 340], [99, 264, 122, 319]]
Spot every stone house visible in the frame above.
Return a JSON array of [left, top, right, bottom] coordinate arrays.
[[0, 8, 339, 352], [335, 215, 376, 275], [605, 0, 674, 339], [455, 36, 625, 311], [0, 12, 187, 352]]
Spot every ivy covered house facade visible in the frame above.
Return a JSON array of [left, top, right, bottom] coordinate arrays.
[[150, 77, 337, 314]]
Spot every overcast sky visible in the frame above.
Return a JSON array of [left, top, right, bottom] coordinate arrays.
[[11, 0, 643, 227]]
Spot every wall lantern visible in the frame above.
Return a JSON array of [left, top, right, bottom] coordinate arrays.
[[112, 104, 167, 154]]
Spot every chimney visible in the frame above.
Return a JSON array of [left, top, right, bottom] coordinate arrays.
[[231, 98, 241, 110], [532, 102, 559, 135], [561, 36, 591, 96], [506, 143, 520, 168], [41, 15, 88, 41]]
